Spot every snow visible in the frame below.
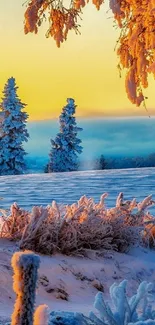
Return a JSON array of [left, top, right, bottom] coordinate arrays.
[[0, 168, 154, 322], [0, 167, 154, 211], [0, 240, 155, 323]]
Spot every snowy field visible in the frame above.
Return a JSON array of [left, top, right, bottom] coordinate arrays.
[[0, 168, 155, 323], [0, 240, 155, 324], [0, 167, 154, 212]]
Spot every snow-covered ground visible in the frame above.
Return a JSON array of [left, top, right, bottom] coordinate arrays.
[[0, 167, 154, 211], [0, 240, 155, 323], [0, 168, 155, 323]]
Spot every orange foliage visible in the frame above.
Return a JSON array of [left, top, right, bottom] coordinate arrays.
[[24, 0, 44, 34], [24, 0, 104, 45], [112, 0, 155, 107], [24, 0, 155, 107], [46, 8, 80, 47]]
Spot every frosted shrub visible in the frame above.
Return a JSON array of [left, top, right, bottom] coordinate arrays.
[[11, 252, 40, 325], [33, 304, 49, 325], [90, 280, 155, 325], [0, 193, 154, 255], [49, 311, 97, 324]]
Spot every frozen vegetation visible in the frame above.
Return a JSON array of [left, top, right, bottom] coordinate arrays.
[[0, 191, 155, 254], [0, 170, 154, 324], [0, 242, 155, 325]]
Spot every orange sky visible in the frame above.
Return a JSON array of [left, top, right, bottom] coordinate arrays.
[[0, 0, 155, 120]]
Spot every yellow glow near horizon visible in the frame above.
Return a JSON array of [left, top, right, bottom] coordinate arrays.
[[0, 0, 154, 120]]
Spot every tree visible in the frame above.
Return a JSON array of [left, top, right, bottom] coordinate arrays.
[[44, 163, 49, 173], [146, 153, 155, 167], [94, 154, 107, 170], [24, 0, 155, 109], [48, 98, 83, 172], [132, 156, 145, 168], [99, 154, 107, 170], [0, 77, 29, 175]]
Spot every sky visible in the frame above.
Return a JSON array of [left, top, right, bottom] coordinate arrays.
[[0, 1, 155, 120], [25, 117, 155, 165]]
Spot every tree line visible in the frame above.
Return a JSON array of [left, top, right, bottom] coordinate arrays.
[[0, 77, 154, 176], [92, 154, 155, 170]]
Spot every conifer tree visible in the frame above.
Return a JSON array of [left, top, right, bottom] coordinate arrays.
[[99, 155, 107, 170], [94, 155, 107, 170], [48, 98, 83, 172], [0, 77, 29, 175]]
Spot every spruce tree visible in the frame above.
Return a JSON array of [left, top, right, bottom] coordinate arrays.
[[48, 98, 83, 172], [0, 77, 29, 175], [99, 155, 107, 170]]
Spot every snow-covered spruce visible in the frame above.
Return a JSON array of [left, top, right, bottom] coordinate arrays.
[[48, 98, 83, 172], [0, 77, 29, 175], [90, 280, 155, 325]]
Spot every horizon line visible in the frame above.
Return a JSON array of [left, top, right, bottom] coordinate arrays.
[[28, 114, 155, 122]]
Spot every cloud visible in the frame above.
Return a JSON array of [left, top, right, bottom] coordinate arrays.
[[25, 117, 155, 161]]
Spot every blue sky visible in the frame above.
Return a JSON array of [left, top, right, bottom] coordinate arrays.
[[24, 117, 155, 163]]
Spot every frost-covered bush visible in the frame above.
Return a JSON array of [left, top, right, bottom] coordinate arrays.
[[33, 304, 49, 325], [11, 252, 40, 325], [0, 193, 154, 255], [90, 280, 155, 325], [49, 312, 96, 325]]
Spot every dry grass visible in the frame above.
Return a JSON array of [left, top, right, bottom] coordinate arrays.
[[0, 193, 154, 255]]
